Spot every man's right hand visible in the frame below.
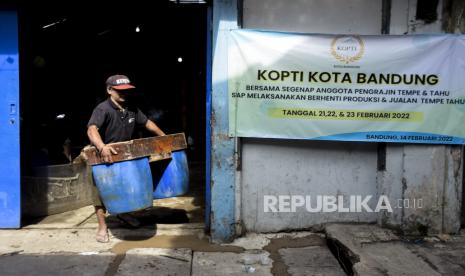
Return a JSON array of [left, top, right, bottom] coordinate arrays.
[[100, 145, 118, 163]]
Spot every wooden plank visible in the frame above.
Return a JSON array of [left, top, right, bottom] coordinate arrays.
[[80, 133, 187, 166]]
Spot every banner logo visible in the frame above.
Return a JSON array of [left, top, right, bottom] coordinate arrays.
[[331, 35, 365, 64]]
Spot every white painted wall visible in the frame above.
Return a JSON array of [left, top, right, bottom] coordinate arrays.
[[243, 0, 382, 34], [377, 0, 463, 234], [241, 139, 378, 232]]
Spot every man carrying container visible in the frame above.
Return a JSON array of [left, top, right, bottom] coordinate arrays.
[[87, 74, 165, 243]]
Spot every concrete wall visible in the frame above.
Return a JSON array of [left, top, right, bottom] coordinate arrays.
[[377, 0, 463, 234], [235, 0, 463, 234], [378, 144, 463, 234], [241, 139, 378, 232], [22, 162, 95, 218]]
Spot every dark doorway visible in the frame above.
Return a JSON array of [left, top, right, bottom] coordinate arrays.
[[17, 1, 208, 225]]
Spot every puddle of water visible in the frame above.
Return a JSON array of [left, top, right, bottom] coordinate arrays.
[[108, 233, 344, 276], [263, 235, 326, 276], [111, 234, 244, 255], [106, 235, 243, 276]]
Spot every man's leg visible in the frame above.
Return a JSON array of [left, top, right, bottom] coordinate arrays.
[[95, 205, 109, 242], [91, 181, 109, 242]]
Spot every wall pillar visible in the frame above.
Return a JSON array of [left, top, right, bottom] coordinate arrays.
[[210, 0, 238, 242]]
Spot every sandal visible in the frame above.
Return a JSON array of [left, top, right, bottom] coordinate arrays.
[[96, 232, 110, 243], [116, 213, 141, 228]]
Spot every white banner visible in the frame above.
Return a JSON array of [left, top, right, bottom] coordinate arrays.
[[228, 30, 465, 144]]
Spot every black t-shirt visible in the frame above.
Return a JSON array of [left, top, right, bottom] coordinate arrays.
[[87, 98, 148, 144]]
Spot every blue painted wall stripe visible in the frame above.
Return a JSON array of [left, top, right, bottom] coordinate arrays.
[[205, 6, 213, 232], [210, 0, 237, 242], [0, 11, 21, 228]]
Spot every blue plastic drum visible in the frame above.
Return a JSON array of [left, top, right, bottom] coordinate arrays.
[[92, 157, 153, 214], [153, 150, 189, 199]]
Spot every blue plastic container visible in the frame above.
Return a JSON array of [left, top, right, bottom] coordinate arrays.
[[92, 157, 153, 214], [153, 150, 189, 199]]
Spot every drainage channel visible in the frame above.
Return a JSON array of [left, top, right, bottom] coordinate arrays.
[[326, 237, 357, 276], [263, 233, 357, 276]]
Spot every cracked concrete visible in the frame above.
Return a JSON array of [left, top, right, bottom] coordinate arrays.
[[1, 220, 464, 275], [326, 223, 465, 276]]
